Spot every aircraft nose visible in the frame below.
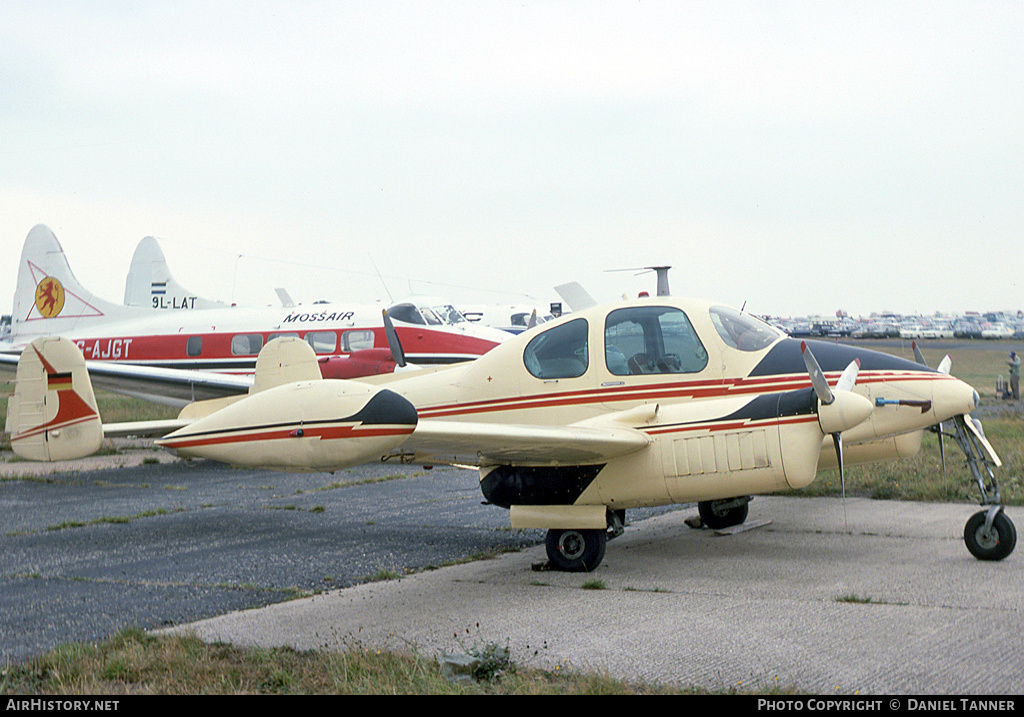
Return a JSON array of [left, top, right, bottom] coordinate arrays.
[[932, 377, 981, 422]]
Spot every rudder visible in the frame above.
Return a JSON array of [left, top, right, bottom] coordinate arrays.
[[5, 337, 103, 461], [12, 225, 144, 340]]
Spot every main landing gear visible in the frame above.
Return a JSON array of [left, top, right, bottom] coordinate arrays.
[[542, 510, 625, 572], [697, 497, 750, 530], [946, 415, 1016, 561]]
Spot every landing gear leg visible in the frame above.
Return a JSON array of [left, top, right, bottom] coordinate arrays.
[[947, 415, 1016, 561]]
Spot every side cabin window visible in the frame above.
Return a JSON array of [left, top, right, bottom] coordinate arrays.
[[604, 306, 708, 375], [341, 329, 375, 351], [231, 334, 264, 356], [186, 336, 203, 357], [305, 331, 337, 354], [523, 318, 589, 379]]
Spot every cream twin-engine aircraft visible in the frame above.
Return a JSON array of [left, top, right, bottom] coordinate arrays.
[[4, 295, 1015, 571]]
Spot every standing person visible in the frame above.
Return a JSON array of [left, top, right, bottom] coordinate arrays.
[[1009, 351, 1020, 400]]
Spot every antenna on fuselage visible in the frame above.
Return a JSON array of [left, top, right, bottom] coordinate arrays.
[[606, 266, 672, 296], [369, 254, 393, 303]]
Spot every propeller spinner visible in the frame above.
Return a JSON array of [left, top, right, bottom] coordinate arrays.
[[801, 342, 871, 530]]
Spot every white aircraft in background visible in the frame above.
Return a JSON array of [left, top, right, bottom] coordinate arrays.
[[123, 235, 229, 311], [1, 226, 508, 392]]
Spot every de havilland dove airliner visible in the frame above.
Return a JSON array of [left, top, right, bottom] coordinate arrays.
[[4, 281, 1014, 571], [0, 225, 508, 399]]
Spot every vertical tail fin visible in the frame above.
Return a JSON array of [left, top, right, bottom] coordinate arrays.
[[124, 236, 228, 310], [5, 337, 103, 461], [12, 225, 142, 340]]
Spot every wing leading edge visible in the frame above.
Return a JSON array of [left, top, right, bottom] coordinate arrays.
[[389, 419, 652, 467]]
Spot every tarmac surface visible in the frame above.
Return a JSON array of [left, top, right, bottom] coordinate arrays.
[[2, 449, 1022, 694], [161, 497, 1023, 695]]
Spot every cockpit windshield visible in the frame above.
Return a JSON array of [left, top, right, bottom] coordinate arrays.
[[709, 306, 782, 352], [387, 300, 467, 326]]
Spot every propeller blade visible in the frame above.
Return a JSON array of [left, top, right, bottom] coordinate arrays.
[[801, 341, 834, 405], [836, 358, 861, 393], [527, 309, 538, 330], [913, 341, 927, 367], [937, 355, 951, 375], [381, 309, 407, 368], [833, 432, 848, 532], [938, 422, 947, 487]]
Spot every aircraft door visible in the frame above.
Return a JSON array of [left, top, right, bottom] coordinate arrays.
[[601, 306, 711, 410]]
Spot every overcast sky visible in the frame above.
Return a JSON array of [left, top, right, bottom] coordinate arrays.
[[2, 1, 1022, 319]]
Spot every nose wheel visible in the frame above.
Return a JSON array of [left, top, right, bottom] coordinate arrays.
[[946, 415, 1016, 561], [964, 508, 1016, 561]]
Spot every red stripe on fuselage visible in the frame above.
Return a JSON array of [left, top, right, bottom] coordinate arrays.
[[64, 326, 498, 367], [416, 371, 952, 420], [159, 423, 415, 450]]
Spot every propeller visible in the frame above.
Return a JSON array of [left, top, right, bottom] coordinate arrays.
[[381, 309, 407, 368], [911, 342, 951, 485], [801, 342, 868, 532]]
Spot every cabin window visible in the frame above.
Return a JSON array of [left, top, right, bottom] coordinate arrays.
[[604, 306, 708, 375], [231, 334, 264, 356], [305, 331, 337, 354], [709, 306, 781, 352], [341, 330, 375, 351], [523, 318, 589, 379], [186, 336, 203, 357], [268, 332, 300, 342]]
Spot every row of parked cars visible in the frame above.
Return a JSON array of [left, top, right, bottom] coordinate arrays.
[[771, 314, 1024, 340]]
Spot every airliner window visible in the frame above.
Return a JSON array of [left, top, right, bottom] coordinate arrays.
[[305, 331, 337, 354], [523, 319, 589, 379], [710, 306, 782, 352], [186, 336, 202, 357], [605, 306, 708, 375], [231, 334, 263, 356], [341, 330, 374, 351]]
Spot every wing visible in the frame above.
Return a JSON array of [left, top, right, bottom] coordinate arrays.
[[2, 344, 250, 407], [69, 361, 252, 406], [386, 419, 651, 467]]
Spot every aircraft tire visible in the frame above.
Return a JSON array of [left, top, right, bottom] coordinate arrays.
[[698, 499, 749, 530], [964, 510, 1016, 561], [545, 528, 607, 572]]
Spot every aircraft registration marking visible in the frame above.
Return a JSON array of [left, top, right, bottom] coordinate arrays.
[[75, 338, 134, 360]]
